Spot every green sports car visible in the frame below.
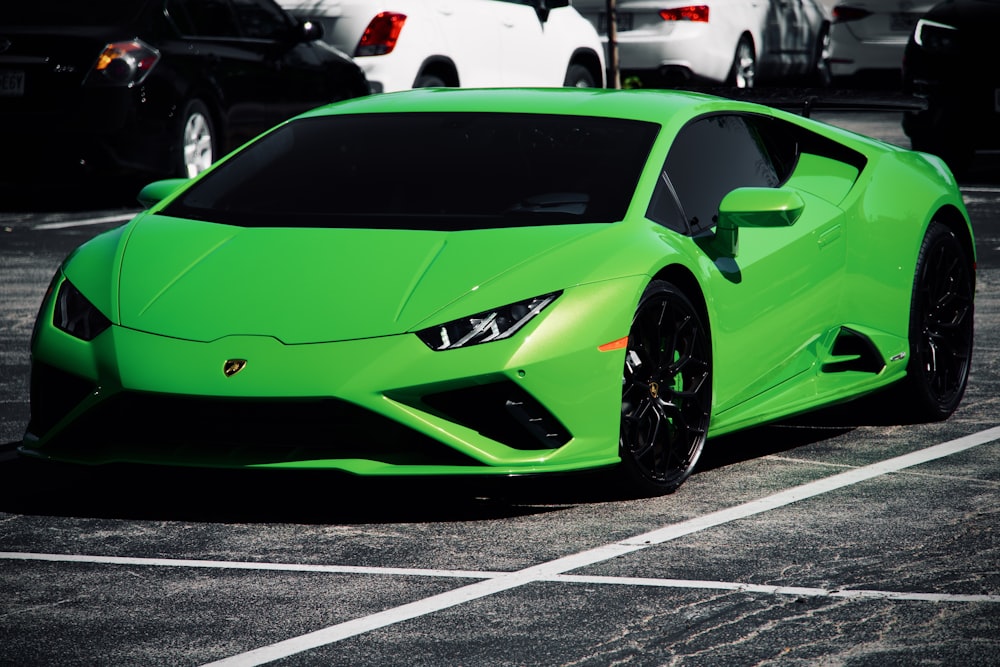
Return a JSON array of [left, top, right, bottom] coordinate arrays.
[[23, 88, 976, 495]]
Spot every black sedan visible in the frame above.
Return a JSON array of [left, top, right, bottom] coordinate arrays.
[[0, 0, 369, 183], [902, 0, 1000, 172]]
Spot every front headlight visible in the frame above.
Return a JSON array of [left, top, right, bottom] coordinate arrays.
[[53, 279, 112, 341], [914, 19, 958, 52], [416, 292, 560, 350]]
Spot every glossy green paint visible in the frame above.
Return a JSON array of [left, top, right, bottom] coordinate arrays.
[[25, 87, 975, 475]]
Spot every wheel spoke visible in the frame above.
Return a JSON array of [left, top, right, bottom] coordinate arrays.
[[909, 225, 974, 412], [619, 283, 712, 493]]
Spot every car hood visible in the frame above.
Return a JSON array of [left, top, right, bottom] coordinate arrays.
[[115, 214, 609, 344]]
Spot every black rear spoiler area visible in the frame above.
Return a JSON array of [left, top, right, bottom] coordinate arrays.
[[688, 87, 928, 118]]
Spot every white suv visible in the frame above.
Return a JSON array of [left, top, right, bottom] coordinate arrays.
[[278, 0, 606, 92]]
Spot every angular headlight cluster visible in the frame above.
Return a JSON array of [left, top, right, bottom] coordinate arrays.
[[54, 280, 111, 341], [416, 292, 560, 351]]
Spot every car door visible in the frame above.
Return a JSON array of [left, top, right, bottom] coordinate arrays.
[[655, 113, 847, 415], [762, 0, 813, 75], [229, 0, 347, 140], [431, 0, 505, 86], [169, 0, 332, 149], [490, 0, 554, 86]]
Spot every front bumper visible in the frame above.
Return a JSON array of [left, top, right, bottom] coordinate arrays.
[[25, 277, 643, 476]]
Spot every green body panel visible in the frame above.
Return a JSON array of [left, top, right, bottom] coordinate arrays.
[[24, 87, 975, 475]]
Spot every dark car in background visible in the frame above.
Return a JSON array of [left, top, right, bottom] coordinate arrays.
[[902, 0, 1000, 171], [0, 0, 368, 184]]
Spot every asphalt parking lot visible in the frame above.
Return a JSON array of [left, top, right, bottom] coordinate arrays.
[[1, 108, 998, 666]]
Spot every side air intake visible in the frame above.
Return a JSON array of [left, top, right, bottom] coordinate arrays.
[[821, 328, 886, 374]]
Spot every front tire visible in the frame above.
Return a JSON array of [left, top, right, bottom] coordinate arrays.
[[618, 281, 712, 496], [899, 221, 975, 420]]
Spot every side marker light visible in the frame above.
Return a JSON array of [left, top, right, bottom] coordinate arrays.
[[598, 336, 629, 352]]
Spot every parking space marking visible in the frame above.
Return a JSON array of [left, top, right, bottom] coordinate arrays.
[[32, 214, 134, 230], [551, 575, 1000, 603], [4, 425, 997, 666], [4, 552, 998, 605], [197, 426, 999, 666], [0, 552, 498, 580]]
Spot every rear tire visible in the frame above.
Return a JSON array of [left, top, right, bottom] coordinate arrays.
[[617, 281, 712, 496], [414, 73, 447, 88], [178, 99, 215, 178], [898, 221, 974, 420], [726, 35, 756, 88], [563, 64, 595, 88], [810, 24, 832, 87]]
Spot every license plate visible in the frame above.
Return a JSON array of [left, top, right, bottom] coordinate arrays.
[[889, 12, 918, 32], [599, 12, 633, 33], [0, 70, 25, 97]]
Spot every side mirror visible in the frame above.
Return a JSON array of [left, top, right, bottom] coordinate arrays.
[[300, 19, 324, 42], [712, 187, 805, 258], [137, 178, 189, 209]]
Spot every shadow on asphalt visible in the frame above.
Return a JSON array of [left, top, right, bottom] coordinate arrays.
[[0, 384, 933, 524]]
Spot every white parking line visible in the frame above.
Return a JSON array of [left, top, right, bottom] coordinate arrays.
[[4, 552, 998, 605], [3, 425, 998, 665], [32, 213, 135, 230], [197, 426, 1000, 666]]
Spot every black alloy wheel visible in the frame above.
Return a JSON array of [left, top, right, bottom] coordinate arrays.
[[618, 280, 712, 496], [901, 221, 975, 420]]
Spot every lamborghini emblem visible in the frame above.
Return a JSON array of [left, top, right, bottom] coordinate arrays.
[[649, 381, 659, 398], [223, 359, 247, 377]]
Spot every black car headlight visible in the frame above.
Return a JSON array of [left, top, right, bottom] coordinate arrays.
[[54, 280, 112, 341], [416, 292, 560, 350], [914, 19, 958, 53]]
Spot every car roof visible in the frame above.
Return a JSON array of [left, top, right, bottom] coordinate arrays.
[[300, 87, 769, 126]]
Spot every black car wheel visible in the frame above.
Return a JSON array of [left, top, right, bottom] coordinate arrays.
[[618, 280, 712, 496], [414, 72, 447, 88], [178, 99, 216, 178], [900, 221, 975, 420], [727, 35, 756, 88], [811, 23, 832, 87], [563, 64, 595, 88]]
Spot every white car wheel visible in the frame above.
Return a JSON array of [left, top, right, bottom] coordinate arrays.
[[179, 100, 215, 178], [727, 36, 756, 89]]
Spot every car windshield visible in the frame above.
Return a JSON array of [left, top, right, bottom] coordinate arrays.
[[162, 112, 660, 229]]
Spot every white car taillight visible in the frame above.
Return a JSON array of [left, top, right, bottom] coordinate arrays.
[[356, 12, 407, 56]]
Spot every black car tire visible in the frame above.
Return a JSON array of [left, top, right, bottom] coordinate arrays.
[[563, 64, 595, 88], [898, 221, 975, 420], [726, 35, 756, 88], [178, 99, 216, 178], [617, 280, 712, 496], [811, 23, 832, 87], [414, 73, 447, 88]]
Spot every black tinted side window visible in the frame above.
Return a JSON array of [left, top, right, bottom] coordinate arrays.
[[654, 114, 780, 234], [169, 0, 240, 37], [232, 0, 293, 39]]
